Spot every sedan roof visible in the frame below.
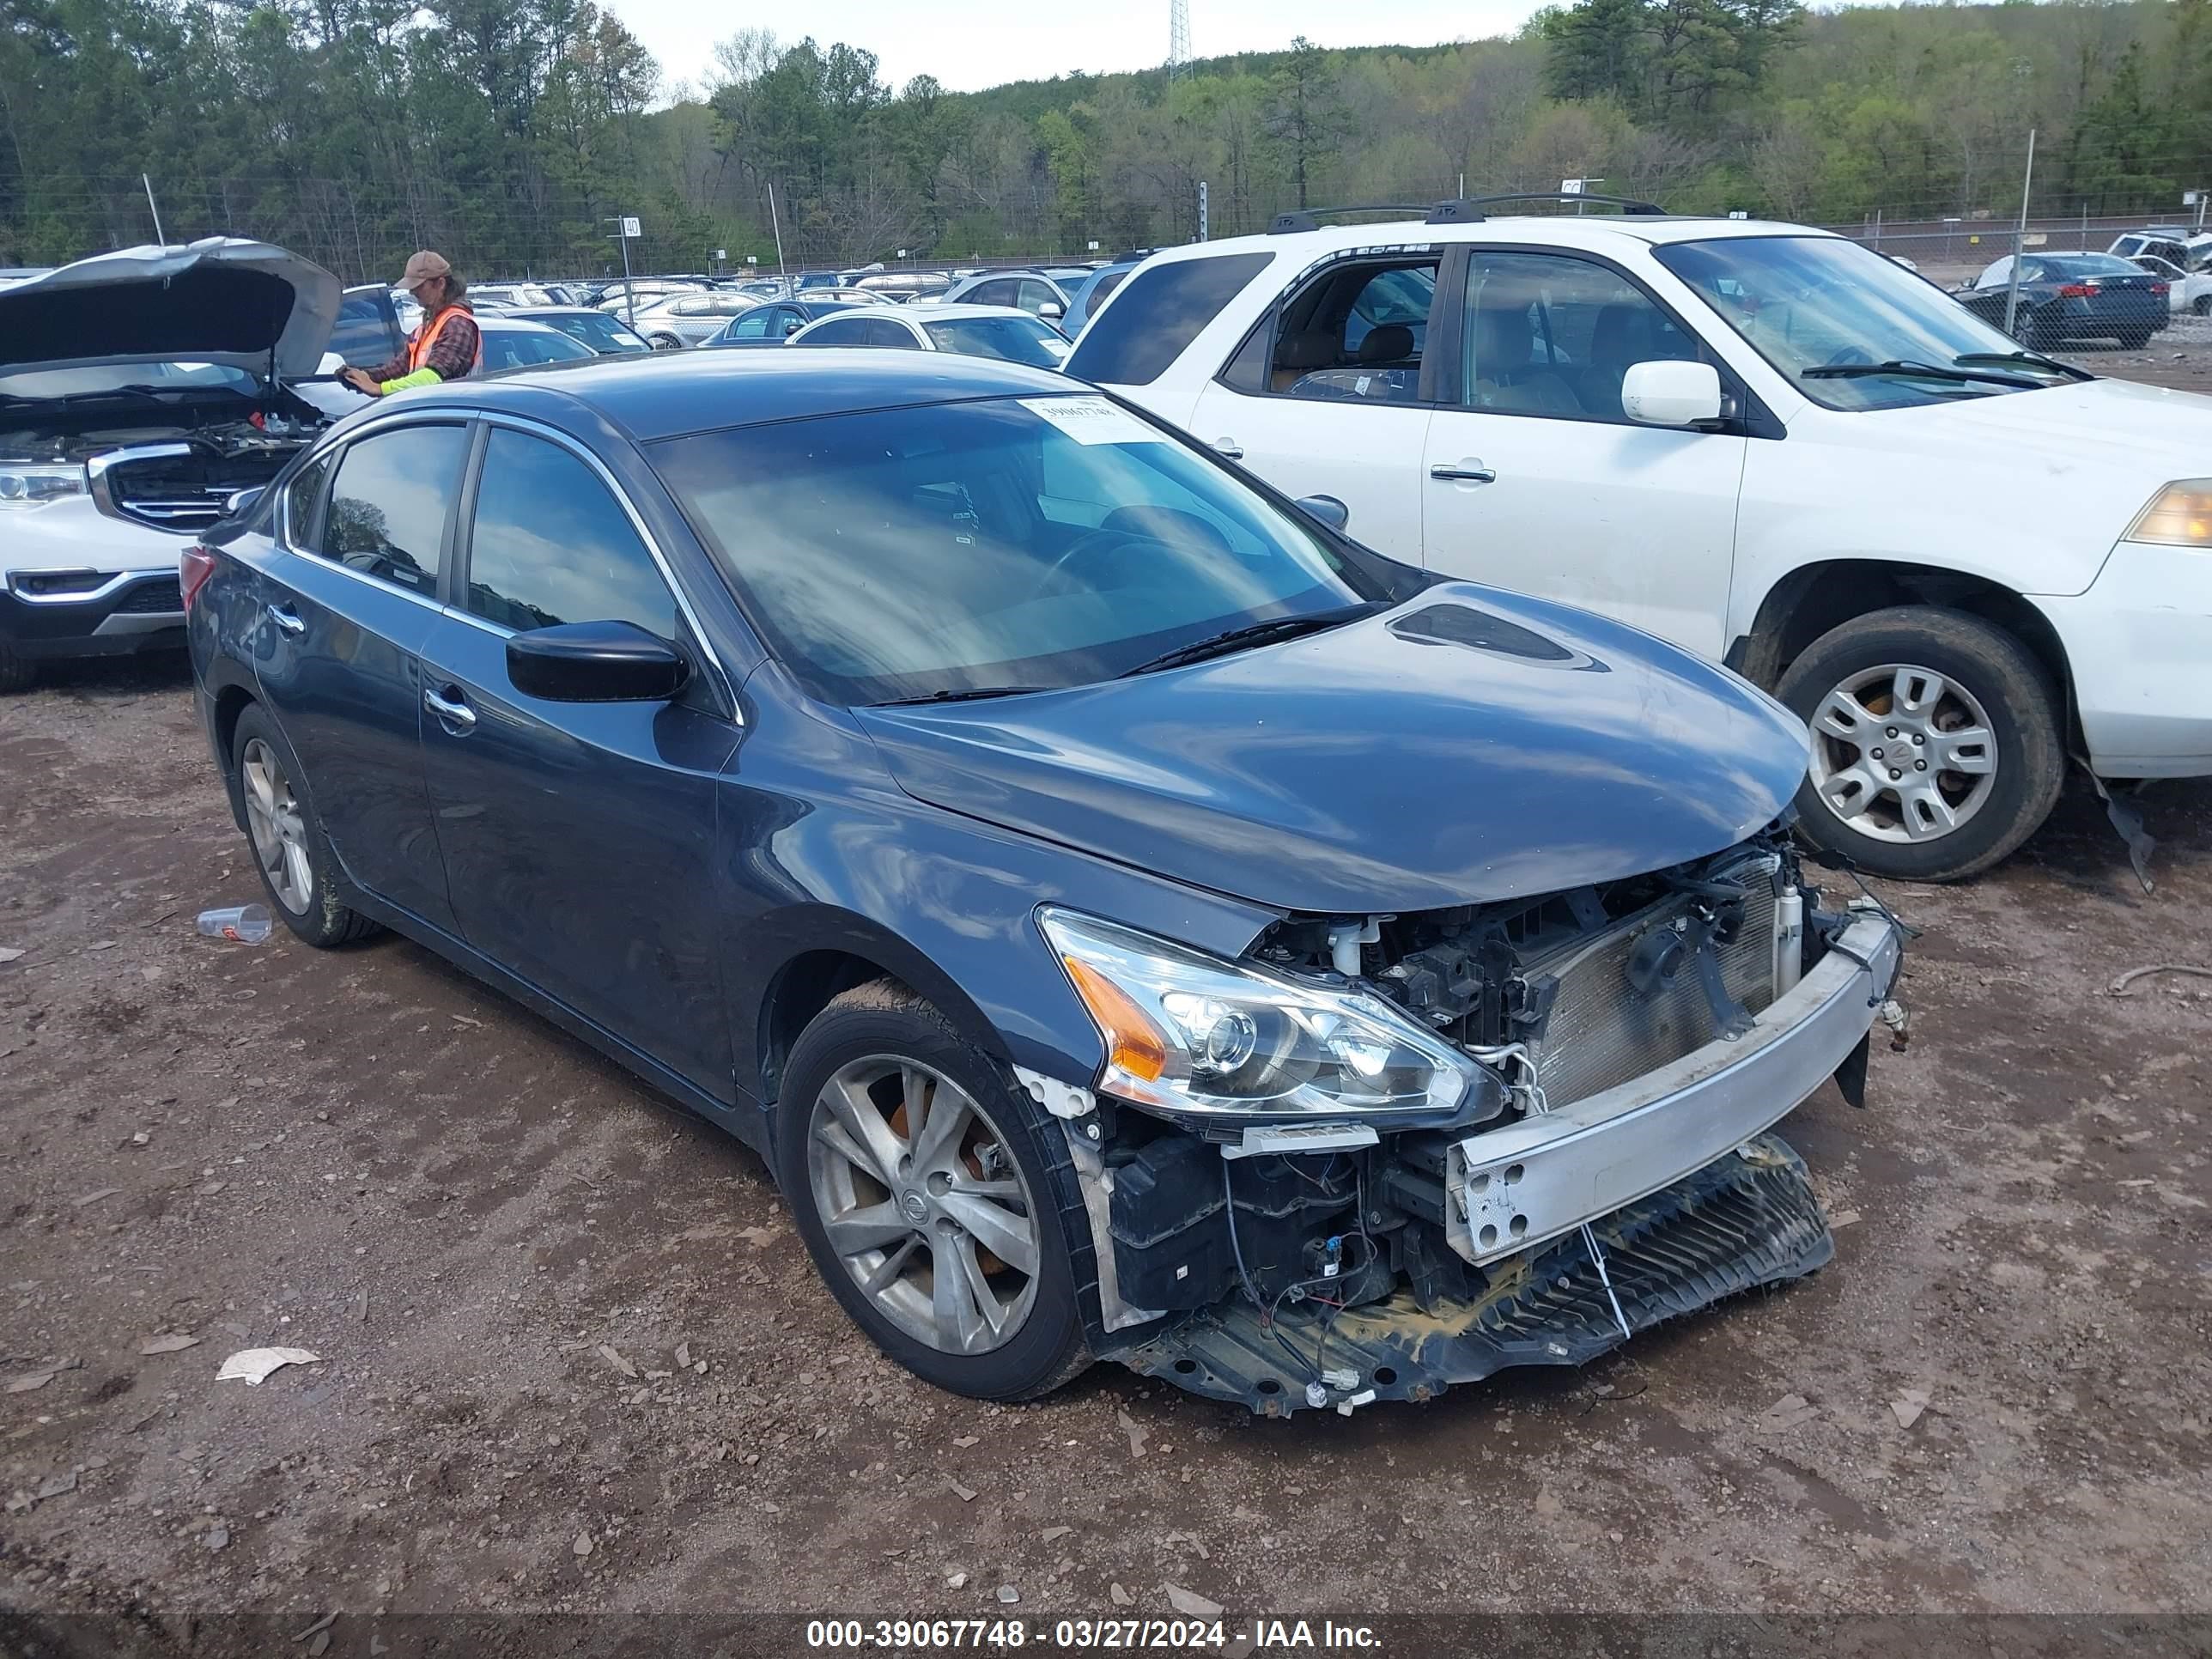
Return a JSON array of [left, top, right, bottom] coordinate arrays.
[[396, 343, 1071, 441]]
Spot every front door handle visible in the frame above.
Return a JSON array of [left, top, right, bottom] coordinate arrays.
[[1429, 461, 1498, 484], [1211, 438, 1245, 460], [265, 603, 306, 635], [423, 684, 477, 732]]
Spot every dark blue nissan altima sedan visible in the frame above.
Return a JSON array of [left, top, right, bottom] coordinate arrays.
[[185, 349, 1902, 1414]]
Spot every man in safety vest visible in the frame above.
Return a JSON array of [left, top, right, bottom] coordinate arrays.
[[341, 251, 482, 397]]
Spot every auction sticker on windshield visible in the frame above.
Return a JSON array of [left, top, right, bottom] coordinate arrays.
[[1023, 395, 1165, 445]]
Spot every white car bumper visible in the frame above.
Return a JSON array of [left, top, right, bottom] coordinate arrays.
[[1, 495, 190, 661], [2035, 541, 2212, 778]]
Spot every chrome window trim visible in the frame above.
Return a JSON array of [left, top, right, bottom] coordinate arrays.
[[462, 410, 738, 708], [270, 414, 468, 619], [267, 406, 735, 715]]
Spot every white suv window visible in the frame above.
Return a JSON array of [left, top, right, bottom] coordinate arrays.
[[1262, 260, 1437, 404], [1462, 252, 1698, 423]]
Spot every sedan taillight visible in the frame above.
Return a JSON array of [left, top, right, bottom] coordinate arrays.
[[179, 545, 216, 612], [2057, 283, 2096, 297]]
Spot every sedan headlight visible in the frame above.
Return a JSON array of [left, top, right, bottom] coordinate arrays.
[[1039, 908, 1489, 1125], [2125, 479, 2212, 546], [0, 464, 87, 509]]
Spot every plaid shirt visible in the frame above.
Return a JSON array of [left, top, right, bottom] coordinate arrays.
[[365, 304, 480, 384]]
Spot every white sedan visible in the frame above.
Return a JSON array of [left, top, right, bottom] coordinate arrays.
[[785, 302, 1071, 369], [2130, 253, 2212, 316]]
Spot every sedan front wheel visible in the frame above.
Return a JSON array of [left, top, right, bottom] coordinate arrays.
[[775, 981, 1091, 1400]]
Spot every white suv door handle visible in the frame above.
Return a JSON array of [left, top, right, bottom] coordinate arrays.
[[1211, 438, 1245, 460], [1430, 461, 1498, 484], [423, 685, 477, 731], [265, 603, 305, 635]]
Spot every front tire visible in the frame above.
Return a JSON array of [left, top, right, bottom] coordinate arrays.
[[229, 703, 380, 947], [649, 332, 683, 351], [775, 981, 1091, 1401], [1776, 606, 2065, 882], [0, 641, 33, 693]]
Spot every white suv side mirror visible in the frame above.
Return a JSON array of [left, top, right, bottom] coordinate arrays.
[[1620, 360, 1724, 428]]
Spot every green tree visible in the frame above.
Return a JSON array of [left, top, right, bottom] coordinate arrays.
[[1263, 36, 1348, 210]]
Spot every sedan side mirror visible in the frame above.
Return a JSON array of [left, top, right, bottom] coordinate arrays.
[[1620, 360, 1724, 428], [223, 486, 265, 520], [507, 620, 690, 703], [1296, 494, 1351, 533]]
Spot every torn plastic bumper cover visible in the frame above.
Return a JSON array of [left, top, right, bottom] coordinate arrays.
[[1098, 912, 1902, 1414], [1111, 1133, 1830, 1414]]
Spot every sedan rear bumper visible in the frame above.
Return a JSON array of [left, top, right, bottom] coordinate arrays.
[[1445, 913, 1901, 1266]]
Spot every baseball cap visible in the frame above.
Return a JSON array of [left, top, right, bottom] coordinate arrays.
[[396, 250, 452, 293]]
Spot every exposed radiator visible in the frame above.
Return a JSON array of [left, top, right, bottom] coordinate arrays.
[[1523, 854, 1780, 1108]]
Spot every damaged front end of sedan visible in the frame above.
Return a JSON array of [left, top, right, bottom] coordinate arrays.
[[1024, 832, 1904, 1415]]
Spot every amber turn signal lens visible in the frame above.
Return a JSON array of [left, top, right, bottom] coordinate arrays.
[[1061, 955, 1170, 1081]]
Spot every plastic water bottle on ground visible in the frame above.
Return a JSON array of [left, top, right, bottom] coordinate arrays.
[[196, 903, 272, 944]]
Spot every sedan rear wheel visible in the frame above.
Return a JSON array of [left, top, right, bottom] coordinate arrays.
[[228, 703, 380, 947]]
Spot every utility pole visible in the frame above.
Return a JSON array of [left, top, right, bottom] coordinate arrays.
[[143, 173, 166, 245], [2002, 129, 2036, 340], [1197, 181, 1209, 243], [768, 184, 789, 290]]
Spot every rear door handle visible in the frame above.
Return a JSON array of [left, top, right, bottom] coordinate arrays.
[[1430, 462, 1498, 484], [423, 684, 477, 732], [265, 603, 305, 635], [1211, 438, 1244, 460]]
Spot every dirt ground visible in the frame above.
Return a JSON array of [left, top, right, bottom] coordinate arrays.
[[3, 345, 2210, 1649]]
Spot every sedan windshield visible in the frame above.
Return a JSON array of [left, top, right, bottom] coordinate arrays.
[[923, 316, 1070, 368], [652, 394, 1401, 704], [1654, 234, 2077, 410]]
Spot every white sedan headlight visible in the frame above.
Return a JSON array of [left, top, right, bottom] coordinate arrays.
[[2125, 479, 2212, 546], [1039, 908, 1489, 1125], [0, 464, 87, 508]]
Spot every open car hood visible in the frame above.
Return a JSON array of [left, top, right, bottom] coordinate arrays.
[[0, 237, 342, 380], [854, 585, 1814, 915]]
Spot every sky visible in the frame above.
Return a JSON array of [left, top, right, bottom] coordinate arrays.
[[605, 0, 1552, 100]]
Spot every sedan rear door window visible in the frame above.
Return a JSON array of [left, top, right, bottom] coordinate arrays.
[[319, 424, 471, 597]]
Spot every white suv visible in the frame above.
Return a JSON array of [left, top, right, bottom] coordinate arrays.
[[1069, 199, 2212, 880]]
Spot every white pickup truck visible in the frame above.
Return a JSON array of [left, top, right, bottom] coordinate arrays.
[[1069, 201, 2212, 880]]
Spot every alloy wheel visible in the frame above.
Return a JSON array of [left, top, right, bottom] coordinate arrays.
[[805, 1056, 1042, 1357], [1807, 663, 1998, 844], [241, 738, 314, 912]]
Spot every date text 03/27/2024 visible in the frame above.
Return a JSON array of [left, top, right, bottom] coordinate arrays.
[[804, 1618, 1383, 1650]]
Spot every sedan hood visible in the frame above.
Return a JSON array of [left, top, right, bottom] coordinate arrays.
[[854, 585, 1812, 915], [0, 238, 342, 380]]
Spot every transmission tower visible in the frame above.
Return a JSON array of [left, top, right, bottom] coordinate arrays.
[[1167, 0, 1191, 81]]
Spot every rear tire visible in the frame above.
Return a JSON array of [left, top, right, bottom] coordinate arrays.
[[649, 332, 683, 351], [229, 702, 380, 948], [1777, 605, 2065, 883], [2193, 295, 2212, 318], [0, 641, 33, 694], [775, 981, 1091, 1401]]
